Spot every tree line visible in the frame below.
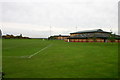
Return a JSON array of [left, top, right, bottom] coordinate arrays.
[[2, 34, 30, 39]]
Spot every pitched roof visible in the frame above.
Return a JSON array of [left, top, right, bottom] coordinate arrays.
[[70, 29, 111, 34], [68, 33, 110, 39], [68, 33, 120, 39]]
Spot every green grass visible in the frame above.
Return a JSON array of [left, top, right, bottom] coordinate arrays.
[[2, 39, 118, 78]]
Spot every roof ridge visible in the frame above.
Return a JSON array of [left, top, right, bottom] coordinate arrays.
[[70, 29, 111, 34], [75, 29, 102, 33]]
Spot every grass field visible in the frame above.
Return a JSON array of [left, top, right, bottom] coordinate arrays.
[[2, 39, 118, 78]]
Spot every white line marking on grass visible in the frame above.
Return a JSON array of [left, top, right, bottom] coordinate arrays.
[[28, 44, 52, 58]]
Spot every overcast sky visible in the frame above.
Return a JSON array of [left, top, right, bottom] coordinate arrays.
[[0, 0, 119, 38]]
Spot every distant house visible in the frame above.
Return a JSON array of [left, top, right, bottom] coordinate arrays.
[[65, 29, 120, 42], [49, 34, 70, 40]]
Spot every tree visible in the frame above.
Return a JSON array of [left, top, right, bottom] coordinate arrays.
[[48, 36, 56, 40]]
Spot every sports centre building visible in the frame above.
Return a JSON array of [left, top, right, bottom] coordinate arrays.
[[65, 29, 120, 42]]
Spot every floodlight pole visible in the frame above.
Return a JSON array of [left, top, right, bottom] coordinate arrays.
[[76, 25, 77, 31], [110, 26, 113, 33]]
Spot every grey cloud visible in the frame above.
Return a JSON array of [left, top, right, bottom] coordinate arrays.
[[0, 0, 119, 37]]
